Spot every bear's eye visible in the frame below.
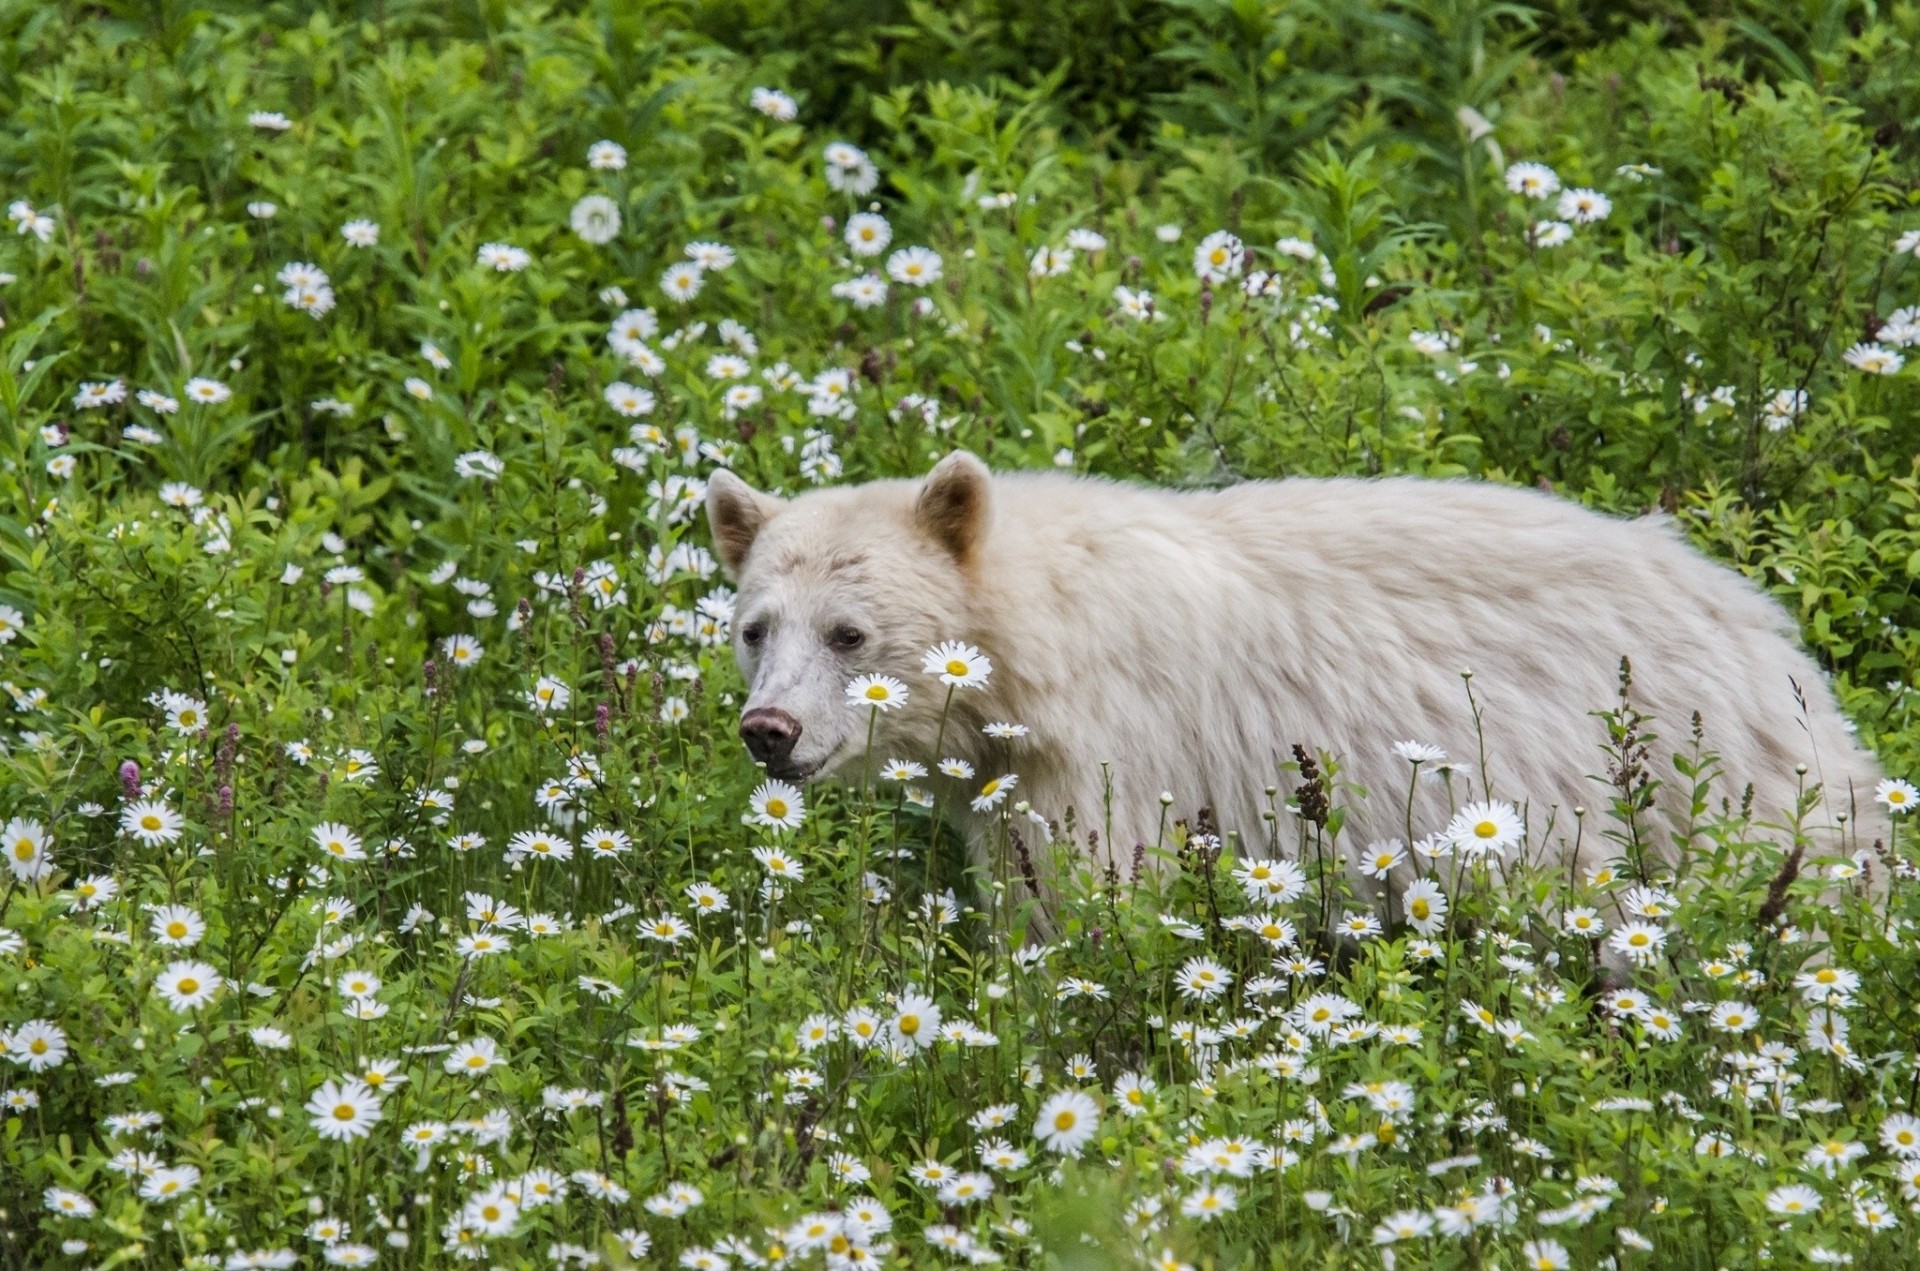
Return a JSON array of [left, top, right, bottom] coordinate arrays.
[[828, 625, 865, 651], [741, 621, 767, 648]]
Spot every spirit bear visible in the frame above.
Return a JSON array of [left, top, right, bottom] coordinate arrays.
[[705, 452, 1884, 883]]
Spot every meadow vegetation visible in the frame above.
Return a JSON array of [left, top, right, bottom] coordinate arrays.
[[3, 0, 1920, 1266]]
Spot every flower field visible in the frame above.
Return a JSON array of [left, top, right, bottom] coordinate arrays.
[[5, 0, 1920, 1266]]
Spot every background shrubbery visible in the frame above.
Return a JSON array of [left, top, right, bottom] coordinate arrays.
[[2, 1, 1920, 1267]]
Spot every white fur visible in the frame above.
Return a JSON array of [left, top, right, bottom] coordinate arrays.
[[708, 458, 1884, 884]]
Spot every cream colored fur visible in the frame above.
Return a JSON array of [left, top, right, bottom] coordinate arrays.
[[706, 454, 1884, 887]]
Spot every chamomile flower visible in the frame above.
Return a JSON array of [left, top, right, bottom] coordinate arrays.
[[846, 674, 909, 711], [121, 800, 184, 846], [153, 960, 223, 1010], [922, 641, 991, 687], [307, 1080, 382, 1142], [1446, 800, 1523, 858], [1876, 778, 1917, 814], [750, 781, 805, 831], [311, 822, 366, 862], [886, 246, 942, 286], [1033, 1090, 1099, 1155], [971, 774, 1017, 812]]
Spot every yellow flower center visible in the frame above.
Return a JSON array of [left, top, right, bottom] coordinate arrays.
[[29, 1040, 47, 1054], [1410, 899, 1429, 920], [1474, 820, 1498, 838], [1054, 1111, 1076, 1131], [166, 922, 187, 938], [177, 977, 200, 994], [981, 781, 999, 796], [865, 684, 888, 700], [765, 799, 787, 819], [333, 1104, 356, 1121], [141, 815, 162, 831], [946, 659, 968, 676], [898, 1015, 920, 1035], [12, 840, 33, 860]]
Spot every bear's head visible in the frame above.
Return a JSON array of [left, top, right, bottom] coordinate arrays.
[[704, 452, 991, 783]]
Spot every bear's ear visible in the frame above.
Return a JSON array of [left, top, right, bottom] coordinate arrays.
[[705, 469, 784, 576], [915, 451, 991, 564]]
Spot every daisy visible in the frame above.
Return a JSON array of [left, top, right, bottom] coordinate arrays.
[[311, 822, 366, 862], [1609, 921, 1666, 964], [1556, 188, 1611, 222], [938, 757, 975, 779], [890, 992, 941, 1050], [885, 246, 942, 286], [527, 676, 571, 713], [685, 882, 731, 915], [440, 634, 483, 668], [588, 139, 627, 169], [1505, 161, 1561, 198], [340, 219, 379, 246], [584, 827, 631, 857], [604, 381, 656, 417], [43, 1187, 95, 1218], [752, 845, 803, 881], [1193, 230, 1244, 283], [750, 87, 798, 120], [476, 242, 531, 271], [445, 1037, 501, 1076], [183, 377, 230, 405], [1521, 1239, 1570, 1270], [846, 674, 909, 711], [1765, 1183, 1822, 1217], [1709, 1001, 1758, 1033], [3, 818, 51, 881], [922, 640, 991, 687], [1877, 1113, 1920, 1158], [1180, 1184, 1237, 1220], [1113, 1072, 1157, 1116], [1113, 285, 1156, 320], [750, 781, 806, 831], [1563, 907, 1605, 936], [1528, 220, 1574, 248], [1033, 1090, 1099, 1155], [1174, 957, 1232, 1002], [147, 904, 205, 947], [1402, 879, 1448, 934], [121, 800, 184, 846], [880, 759, 928, 781], [1877, 778, 1917, 814], [661, 261, 704, 302], [1358, 839, 1406, 879], [570, 194, 621, 244], [153, 960, 222, 1010], [971, 774, 1017, 812], [306, 1080, 382, 1142], [8, 1020, 68, 1071], [844, 213, 891, 256], [140, 1165, 201, 1202], [1844, 342, 1903, 375], [1447, 800, 1523, 857], [686, 241, 735, 270], [642, 914, 693, 944]]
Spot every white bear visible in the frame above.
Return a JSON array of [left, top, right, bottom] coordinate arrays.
[[704, 452, 1885, 883]]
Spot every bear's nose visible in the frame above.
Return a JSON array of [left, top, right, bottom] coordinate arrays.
[[739, 707, 802, 765]]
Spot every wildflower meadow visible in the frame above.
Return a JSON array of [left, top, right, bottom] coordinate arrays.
[[7, 0, 1920, 1266]]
